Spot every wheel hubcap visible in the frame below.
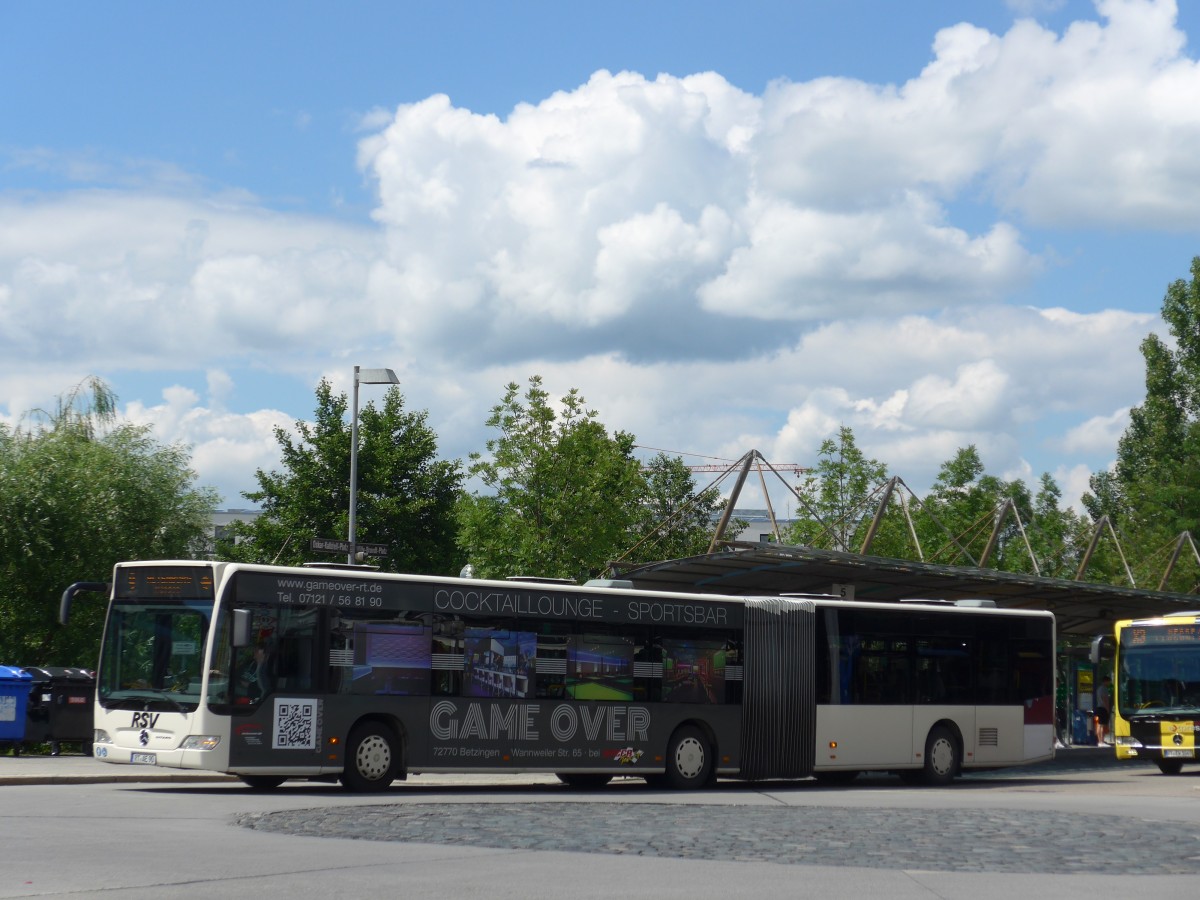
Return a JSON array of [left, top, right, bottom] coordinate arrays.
[[355, 734, 392, 780], [930, 737, 954, 775], [674, 737, 706, 779]]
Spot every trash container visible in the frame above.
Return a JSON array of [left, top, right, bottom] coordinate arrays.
[[0, 665, 34, 754], [21, 666, 96, 755], [1071, 709, 1095, 745]]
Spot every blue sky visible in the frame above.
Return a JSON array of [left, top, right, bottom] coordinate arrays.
[[3, 0, 1200, 515]]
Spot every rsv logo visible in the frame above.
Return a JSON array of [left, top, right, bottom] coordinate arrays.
[[131, 712, 160, 729]]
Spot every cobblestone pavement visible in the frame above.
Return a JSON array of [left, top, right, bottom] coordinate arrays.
[[237, 794, 1200, 876]]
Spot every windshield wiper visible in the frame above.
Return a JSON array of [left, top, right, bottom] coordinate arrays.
[[106, 690, 191, 713]]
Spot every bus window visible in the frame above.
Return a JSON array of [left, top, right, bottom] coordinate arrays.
[[568, 634, 634, 701], [330, 610, 434, 697], [215, 607, 318, 707], [632, 634, 662, 702], [464, 625, 536, 699], [432, 617, 464, 697], [917, 638, 972, 705], [663, 638, 727, 704], [534, 622, 568, 700]]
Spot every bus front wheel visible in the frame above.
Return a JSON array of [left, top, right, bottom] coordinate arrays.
[[342, 722, 400, 792], [239, 775, 287, 790], [922, 726, 959, 786], [1156, 758, 1185, 775], [665, 725, 712, 790]]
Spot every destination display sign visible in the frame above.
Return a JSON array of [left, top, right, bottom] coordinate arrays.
[[231, 570, 743, 629], [1124, 623, 1200, 646], [115, 565, 215, 600]]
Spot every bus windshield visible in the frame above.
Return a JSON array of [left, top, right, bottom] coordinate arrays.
[[97, 600, 214, 712], [1118, 628, 1200, 717]]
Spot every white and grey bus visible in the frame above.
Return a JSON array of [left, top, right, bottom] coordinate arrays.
[[63, 560, 1055, 790]]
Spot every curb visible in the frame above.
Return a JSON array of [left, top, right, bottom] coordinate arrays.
[[0, 773, 238, 786]]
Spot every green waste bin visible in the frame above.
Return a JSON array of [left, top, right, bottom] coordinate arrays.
[[0, 665, 34, 753]]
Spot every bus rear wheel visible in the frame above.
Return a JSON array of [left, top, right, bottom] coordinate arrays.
[[1156, 758, 1185, 775], [556, 773, 612, 789], [922, 726, 959, 786], [342, 722, 400, 792], [665, 725, 712, 790], [239, 775, 287, 790]]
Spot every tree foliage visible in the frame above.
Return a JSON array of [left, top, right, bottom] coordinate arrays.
[[786, 427, 895, 552], [218, 379, 463, 575], [916, 447, 1024, 567], [913, 447, 1083, 576], [1027, 473, 1086, 580], [457, 377, 650, 580], [0, 378, 217, 665], [628, 452, 727, 562], [779, 429, 1082, 577], [1083, 256, 1200, 590]]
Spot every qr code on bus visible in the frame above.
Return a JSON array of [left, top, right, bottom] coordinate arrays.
[[272, 698, 319, 750]]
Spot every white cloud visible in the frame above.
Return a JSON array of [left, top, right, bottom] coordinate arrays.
[[2, 1, 1194, 511], [123, 386, 295, 505], [906, 360, 1013, 429], [1057, 462, 1099, 511], [0, 192, 381, 371], [1057, 407, 1132, 455]]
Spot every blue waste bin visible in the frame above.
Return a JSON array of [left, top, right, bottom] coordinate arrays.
[[1071, 709, 1094, 745], [0, 666, 34, 752]]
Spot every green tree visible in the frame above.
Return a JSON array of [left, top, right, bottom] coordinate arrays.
[[457, 376, 646, 580], [786, 427, 896, 552], [1027, 473, 1085, 580], [911, 447, 1081, 576], [915, 446, 1031, 569], [219, 379, 463, 574], [626, 452, 727, 562], [1081, 257, 1200, 590], [0, 378, 217, 664]]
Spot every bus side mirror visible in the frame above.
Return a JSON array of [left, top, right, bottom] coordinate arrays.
[[232, 609, 254, 648], [59, 582, 110, 625], [1090, 634, 1115, 665]]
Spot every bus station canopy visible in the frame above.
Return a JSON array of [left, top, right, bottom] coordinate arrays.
[[611, 543, 1200, 637]]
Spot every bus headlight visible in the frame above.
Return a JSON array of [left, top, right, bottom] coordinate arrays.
[[180, 735, 221, 751], [1115, 735, 1143, 748], [94, 729, 113, 745]]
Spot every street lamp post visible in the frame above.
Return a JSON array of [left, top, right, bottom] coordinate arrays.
[[348, 365, 400, 564]]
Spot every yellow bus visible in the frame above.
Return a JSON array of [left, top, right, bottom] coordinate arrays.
[[1100, 612, 1200, 774]]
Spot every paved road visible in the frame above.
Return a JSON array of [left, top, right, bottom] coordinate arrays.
[[4, 748, 1197, 898], [237, 752, 1193, 878]]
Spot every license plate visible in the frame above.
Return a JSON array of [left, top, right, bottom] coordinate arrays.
[[130, 752, 157, 765], [1163, 749, 1194, 758]]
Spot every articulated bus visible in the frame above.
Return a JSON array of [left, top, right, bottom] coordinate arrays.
[[63, 560, 1055, 790], [1099, 612, 1200, 774]]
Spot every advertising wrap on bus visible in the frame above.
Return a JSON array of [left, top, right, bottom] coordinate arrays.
[[82, 560, 1055, 792], [234, 570, 743, 629]]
